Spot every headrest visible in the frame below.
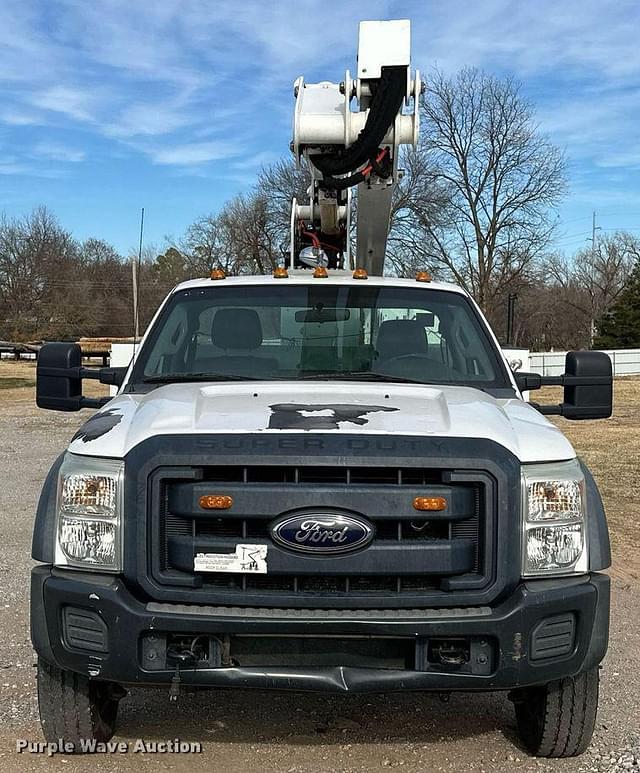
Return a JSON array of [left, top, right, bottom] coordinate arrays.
[[375, 319, 428, 359], [211, 308, 263, 350]]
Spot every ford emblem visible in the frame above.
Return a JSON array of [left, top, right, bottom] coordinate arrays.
[[270, 510, 374, 554]]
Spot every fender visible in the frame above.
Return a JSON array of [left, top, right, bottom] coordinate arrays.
[[580, 459, 611, 571], [32, 453, 64, 564]]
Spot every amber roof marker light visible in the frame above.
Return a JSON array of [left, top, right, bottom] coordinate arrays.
[[199, 495, 234, 510], [352, 267, 368, 280], [313, 266, 329, 278], [273, 265, 289, 279], [413, 496, 447, 511], [210, 268, 226, 280], [415, 271, 432, 283]]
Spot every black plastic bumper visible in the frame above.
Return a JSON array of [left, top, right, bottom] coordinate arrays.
[[31, 566, 610, 693]]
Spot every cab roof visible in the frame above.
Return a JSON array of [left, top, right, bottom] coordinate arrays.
[[170, 272, 469, 297]]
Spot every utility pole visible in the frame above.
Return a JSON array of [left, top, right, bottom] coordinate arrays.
[[587, 210, 602, 346], [506, 293, 518, 346], [132, 208, 144, 342], [591, 211, 598, 259]]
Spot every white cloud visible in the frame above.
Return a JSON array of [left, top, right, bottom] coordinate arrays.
[[150, 140, 240, 165], [232, 150, 282, 171], [414, 0, 640, 80], [0, 160, 28, 175], [33, 142, 86, 162], [0, 109, 41, 126], [29, 85, 100, 122]]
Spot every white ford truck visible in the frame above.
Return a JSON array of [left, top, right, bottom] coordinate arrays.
[[30, 20, 613, 759]]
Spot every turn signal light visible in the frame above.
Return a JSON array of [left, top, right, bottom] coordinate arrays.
[[415, 271, 432, 283], [199, 495, 233, 510], [313, 266, 329, 278], [352, 267, 368, 280], [210, 268, 226, 280], [413, 496, 447, 511], [273, 266, 289, 278]]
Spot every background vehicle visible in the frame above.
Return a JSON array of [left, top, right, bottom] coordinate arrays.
[[30, 20, 613, 758]]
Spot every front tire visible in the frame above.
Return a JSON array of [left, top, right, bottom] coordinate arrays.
[[37, 658, 124, 746], [512, 668, 599, 757]]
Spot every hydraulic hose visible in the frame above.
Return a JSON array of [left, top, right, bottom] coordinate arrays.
[[311, 65, 406, 182]]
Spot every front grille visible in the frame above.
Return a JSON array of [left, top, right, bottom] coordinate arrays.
[[148, 463, 494, 608], [180, 516, 449, 542]]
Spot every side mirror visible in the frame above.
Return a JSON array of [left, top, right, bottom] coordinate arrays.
[[517, 351, 613, 421], [562, 350, 613, 420], [36, 342, 127, 412], [37, 342, 83, 411]]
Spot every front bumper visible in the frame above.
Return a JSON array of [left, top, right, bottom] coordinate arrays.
[[31, 566, 609, 693]]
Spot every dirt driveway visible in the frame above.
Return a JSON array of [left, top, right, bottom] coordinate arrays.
[[0, 362, 638, 772]]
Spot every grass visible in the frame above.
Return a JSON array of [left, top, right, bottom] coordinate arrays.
[[0, 377, 35, 389]]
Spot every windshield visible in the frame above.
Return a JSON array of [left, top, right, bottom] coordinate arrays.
[[131, 284, 509, 389]]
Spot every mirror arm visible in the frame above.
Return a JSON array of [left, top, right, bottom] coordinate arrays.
[[37, 365, 126, 387], [538, 374, 611, 387], [517, 372, 611, 392], [81, 396, 112, 409], [529, 402, 563, 416], [81, 367, 127, 386]]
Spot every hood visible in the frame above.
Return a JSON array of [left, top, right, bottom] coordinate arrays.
[[68, 382, 575, 463]]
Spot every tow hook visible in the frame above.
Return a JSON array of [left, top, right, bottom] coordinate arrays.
[[167, 647, 197, 702], [430, 640, 470, 667]]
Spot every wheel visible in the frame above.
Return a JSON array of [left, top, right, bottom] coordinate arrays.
[[512, 668, 599, 757], [37, 657, 125, 746]]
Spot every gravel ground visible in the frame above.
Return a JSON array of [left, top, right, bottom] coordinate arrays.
[[0, 399, 638, 772]]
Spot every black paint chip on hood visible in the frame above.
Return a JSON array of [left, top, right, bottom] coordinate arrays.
[[72, 409, 123, 443], [268, 403, 398, 430]]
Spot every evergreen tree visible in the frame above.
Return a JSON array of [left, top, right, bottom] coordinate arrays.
[[594, 264, 640, 348]]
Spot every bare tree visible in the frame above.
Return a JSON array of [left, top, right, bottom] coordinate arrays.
[[0, 207, 76, 339], [416, 68, 566, 319], [546, 231, 639, 342], [385, 146, 452, 277], [42, 238, 133, 339], [180, 214, 227, 274], [257, 158, 310, 237], [217, 192, 284, 274]]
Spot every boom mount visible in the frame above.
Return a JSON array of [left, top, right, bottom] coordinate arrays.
[[289, 19, 421, 276]]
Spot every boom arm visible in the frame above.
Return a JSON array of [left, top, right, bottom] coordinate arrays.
[[289, 20, 421, 276]]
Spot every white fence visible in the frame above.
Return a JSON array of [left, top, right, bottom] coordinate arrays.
[[509, 349, 640, 377]]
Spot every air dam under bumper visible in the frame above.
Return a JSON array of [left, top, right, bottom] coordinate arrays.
[[31, 567, 609, 693]]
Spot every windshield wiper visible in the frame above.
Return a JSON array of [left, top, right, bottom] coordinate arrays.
[[143, 373, 260, 384], [144, 371, 426, 385], [294, 371, 424, 384]]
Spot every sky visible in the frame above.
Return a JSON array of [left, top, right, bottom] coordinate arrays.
[[1, 0, 640, 257]]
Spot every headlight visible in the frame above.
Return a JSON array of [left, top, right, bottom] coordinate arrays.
[[522, 459, 587, 576], [55, 454, 124, 572]]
